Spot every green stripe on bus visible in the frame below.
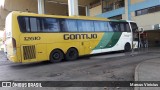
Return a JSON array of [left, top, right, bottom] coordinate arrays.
[[93, 32, 114, 50], [103, 32, 122, 48], [93, 32, 122, 50]]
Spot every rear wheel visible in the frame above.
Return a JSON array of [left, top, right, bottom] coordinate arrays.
[[65, 48, 79, 61], [124, 43, 131, 52], [50, 49, 64, 63]]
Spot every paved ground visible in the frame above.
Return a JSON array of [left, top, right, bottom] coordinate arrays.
[[0, 48, 160, 90], [135, 51, 160, 90]]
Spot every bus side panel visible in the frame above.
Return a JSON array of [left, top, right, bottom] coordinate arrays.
[[20, 44, 47, 63], [109, 32, 132, 51], [36, 44, 47, 61]]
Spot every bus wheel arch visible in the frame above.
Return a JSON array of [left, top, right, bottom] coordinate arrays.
[[65, 47, 79, 61], [49, 49, 64, 63], [124, 43, 131, 52]]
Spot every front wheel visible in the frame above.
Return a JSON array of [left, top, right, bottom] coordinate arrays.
[[65, 48, 79, 61], [50, 49, 64, 63], [124, 43, 131, 52]]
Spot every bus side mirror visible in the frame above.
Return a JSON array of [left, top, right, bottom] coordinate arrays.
[[138, 27, 144, 34]]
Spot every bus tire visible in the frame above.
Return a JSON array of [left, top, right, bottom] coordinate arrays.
[[50, 49, 64, 63], [65, 48, 79, 61], [124, 43, 131, 52]]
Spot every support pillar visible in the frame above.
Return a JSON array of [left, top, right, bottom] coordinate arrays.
[[38, 0, 45, 14], [85, 6, 90, 16], [68, 0, 79, 16], [125, 0, 131, 20]]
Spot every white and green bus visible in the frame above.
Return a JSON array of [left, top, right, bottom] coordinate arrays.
[[5, 11, 138, 63]]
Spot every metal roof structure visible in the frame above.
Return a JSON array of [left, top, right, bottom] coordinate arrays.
[[0, 0, 98, 30]]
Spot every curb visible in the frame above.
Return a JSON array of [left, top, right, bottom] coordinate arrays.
[[134, 57, 160, 90]]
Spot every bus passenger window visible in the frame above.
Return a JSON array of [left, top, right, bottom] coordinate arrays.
[[77, 20, 94, 32], [120, 23, 125, 32], [25, 17, 30, 32], [108, 22, 120, 32], [30, 18, 38, 32], [60, 19, 78, 32], [94, 21, 108, 32], [18, 17, 30, 32], [125, 23, 131, 32], [43, 18, 60, 32]]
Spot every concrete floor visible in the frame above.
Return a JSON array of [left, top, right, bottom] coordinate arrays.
[[0, 49, 160, 90]]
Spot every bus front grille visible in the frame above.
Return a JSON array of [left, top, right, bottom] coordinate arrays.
[[23, 45, 36, 60]]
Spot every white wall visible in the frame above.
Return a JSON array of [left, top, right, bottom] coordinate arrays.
[[89, 5, 102, 16], [132, 12, 160, 30]]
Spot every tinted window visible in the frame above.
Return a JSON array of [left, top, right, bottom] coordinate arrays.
[[130, 23, 138, 32], [148, 7, 155, 13], [108, 22, 131, 32], [120, 23, 125, 32], [121, 22, 131, 32], [135, 5, 160, 16], [125, 23, 131, 32], [30, 17, 40, 32], [155, 5, 160, 12], [60, 19, 78, 32], [94, 21, 108, 32], [18, 17, 60, 32], [108, 22, 120, 32], [18, 17, 30, 32], [43, 18, 60, 32], [77, 20, 94, 32]]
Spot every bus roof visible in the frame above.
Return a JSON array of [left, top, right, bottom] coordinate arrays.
[[110, 19, 136, 23], [110, 19, 127, 22], [11, 11, 110, 21]]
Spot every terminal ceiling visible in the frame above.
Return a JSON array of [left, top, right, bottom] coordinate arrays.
[[46, 0, 96, 6]]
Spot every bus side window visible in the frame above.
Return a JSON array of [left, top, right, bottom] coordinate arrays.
[[108, 22, 120, 32], [120, 23, 125, 32], [60, 19, 78, 32], [125, 23, 131, 32], [30, 18, 39, 32], [94, 21, 108, 32], [43, 18, 60, 32], [77, 20, 94, 32], [108, 22, 113, 32], [18, 17, 30, 32]]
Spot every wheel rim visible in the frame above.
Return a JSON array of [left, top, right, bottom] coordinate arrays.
[[52, 52, 60, 60]]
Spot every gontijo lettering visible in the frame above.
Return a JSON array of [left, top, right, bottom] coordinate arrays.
[[64, 34, 97, 40]]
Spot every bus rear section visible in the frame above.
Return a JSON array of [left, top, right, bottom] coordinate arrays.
[[5, 12, 19, 62], [5, 12, 21, 62]]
